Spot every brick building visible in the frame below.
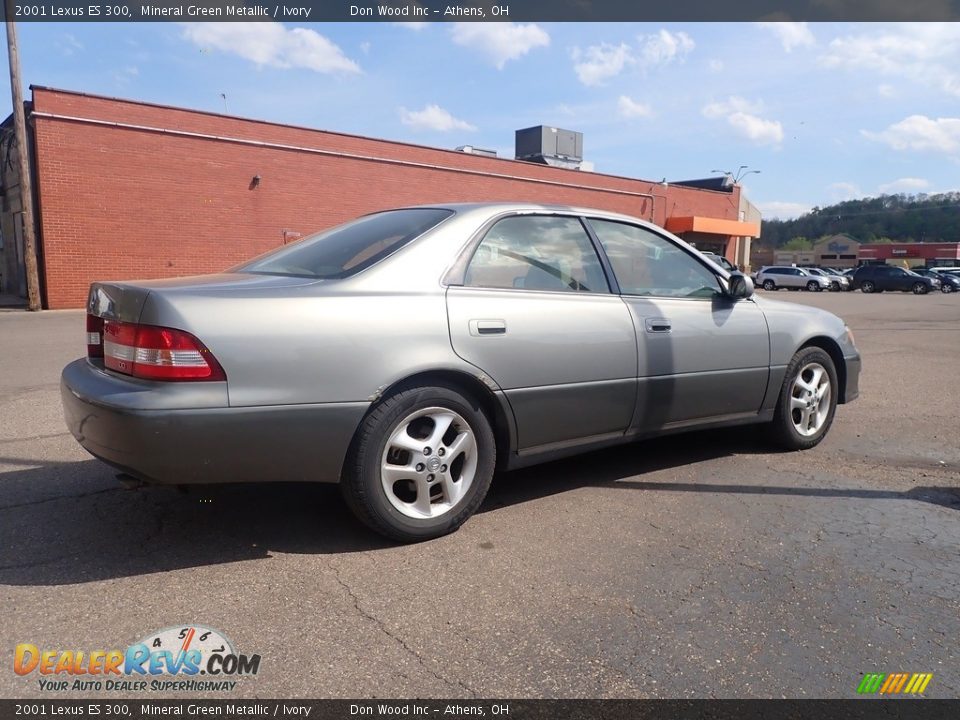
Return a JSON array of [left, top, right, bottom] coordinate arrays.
[[1, 87, 761, 309]]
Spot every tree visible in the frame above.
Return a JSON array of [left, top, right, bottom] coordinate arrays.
[[782, 236, 812, 250]]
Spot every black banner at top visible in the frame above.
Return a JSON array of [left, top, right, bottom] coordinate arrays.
[[1, 700, 959, 720], [1, 0, 959, 22]]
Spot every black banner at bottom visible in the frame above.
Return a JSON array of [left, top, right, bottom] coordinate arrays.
[[3, 700, 959, 720]]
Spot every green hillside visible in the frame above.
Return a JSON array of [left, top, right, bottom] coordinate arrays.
[[762, 192, 960, 248]]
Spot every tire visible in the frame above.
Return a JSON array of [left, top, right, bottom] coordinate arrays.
[[762, 279, 776, 291], [807, 281, 821, 292], [831, 282, 840, 292], [861, 280, 875, 293], [912, 282, 928, 295], [943, 284, 954, 294], [768, 347, 839, 451], [341, 383, 496, 542]]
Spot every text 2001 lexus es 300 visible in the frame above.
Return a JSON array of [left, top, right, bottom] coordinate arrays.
[[62, 203, 861, 542]]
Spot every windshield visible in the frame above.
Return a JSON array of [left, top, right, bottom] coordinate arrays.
[[238, 208, 454, 279]]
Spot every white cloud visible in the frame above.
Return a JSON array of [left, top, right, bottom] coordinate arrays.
[[827, 182, 861, 201], [571, 29, 694, 87], [182, 23, 360, 74], [702, 96, 763, 118], [572, 43, 633, 86], [393, 22, 427, 30], [59, 33, 84, 56], [879, 177, 931, 193], [821, 25, 960, 97], [618, 95, 653, 119], [862, 115, 960, 154], [450, 23, 549, 69], [757, 201, 812, 220], [638, 29, 695, 67], [756, 22, 815, 52], [877, 84, 896, 98], [708, 59, 724, 73], [399, 104, 476, 132], [702, 96, 784, 146]]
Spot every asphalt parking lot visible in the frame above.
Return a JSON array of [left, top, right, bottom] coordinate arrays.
[[1, 291, 958, 699]]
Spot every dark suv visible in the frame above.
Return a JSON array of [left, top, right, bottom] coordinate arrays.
[[852, 265, 937, 294]]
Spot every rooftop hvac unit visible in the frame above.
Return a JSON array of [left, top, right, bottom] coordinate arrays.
[[515, 126, 583, 169]]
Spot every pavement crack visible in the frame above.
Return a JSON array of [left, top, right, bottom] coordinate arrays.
[[0, 553, 78, 572], [0, 486, 121, 512], [330, 562, 477, 698]]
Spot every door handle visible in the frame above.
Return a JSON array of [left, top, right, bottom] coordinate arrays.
[[644, 317, 672, 333], [469, 319, 507, 336]]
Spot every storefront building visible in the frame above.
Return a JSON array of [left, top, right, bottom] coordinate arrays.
[[1, 87, 761, 309]]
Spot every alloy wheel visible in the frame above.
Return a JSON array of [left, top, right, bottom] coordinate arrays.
[[790, 363, 831, 437], [379, 407, 478, 519]]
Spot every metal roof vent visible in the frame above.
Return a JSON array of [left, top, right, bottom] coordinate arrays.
[[455, 145, 498, 158]]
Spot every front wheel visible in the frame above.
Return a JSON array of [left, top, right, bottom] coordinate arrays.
[[943, 284, 954, 294], [762, 279, 776, 291], [913, 282, 929, 295], [768, 347, 838, 451], [341, 383, 496, 542]]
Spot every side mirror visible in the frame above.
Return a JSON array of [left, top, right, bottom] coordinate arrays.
[[727, 272, 754, 299]]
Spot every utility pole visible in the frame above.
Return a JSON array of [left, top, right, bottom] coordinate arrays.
[[5, 13, 41, 310]]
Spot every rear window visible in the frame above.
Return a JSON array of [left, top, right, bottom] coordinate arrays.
[[238, 208, 453, 279]]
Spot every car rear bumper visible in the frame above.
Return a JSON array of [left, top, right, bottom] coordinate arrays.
[[61, 359, 368, 484]]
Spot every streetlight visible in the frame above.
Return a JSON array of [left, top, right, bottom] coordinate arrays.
[[711, 166, 761, 183]]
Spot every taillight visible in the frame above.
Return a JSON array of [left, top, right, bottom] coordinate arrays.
[[101, 320, 226, 381], [86, 313, 104, 358]]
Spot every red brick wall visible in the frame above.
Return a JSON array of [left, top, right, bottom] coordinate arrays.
[[31, 87, 741, 309]]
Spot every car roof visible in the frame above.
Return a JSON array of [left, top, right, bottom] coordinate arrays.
[[392, 202, 663, 227]]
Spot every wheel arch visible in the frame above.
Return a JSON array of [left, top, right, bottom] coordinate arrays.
[[799, 336, 847, 403], [358, 369, 515, 472]]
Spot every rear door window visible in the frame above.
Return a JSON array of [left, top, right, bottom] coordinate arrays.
[[464, 215, 609, 293]]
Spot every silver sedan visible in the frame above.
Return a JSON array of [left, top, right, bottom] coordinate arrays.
[[61, 203, 861, 541]]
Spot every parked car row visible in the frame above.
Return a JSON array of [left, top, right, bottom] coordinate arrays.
[[752, 264, 960, 295], [909, 267, 960, 293]]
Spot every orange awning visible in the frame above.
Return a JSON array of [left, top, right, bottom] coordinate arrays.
[[664, 216, 761, 237]]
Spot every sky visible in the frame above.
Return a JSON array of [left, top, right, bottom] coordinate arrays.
[[3, 21, 960, 219]]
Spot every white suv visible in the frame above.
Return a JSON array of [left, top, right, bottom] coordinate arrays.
[[756, 266, 832, 292]]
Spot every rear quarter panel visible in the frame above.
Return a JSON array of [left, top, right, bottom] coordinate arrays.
[[140, 288, 476, 407]]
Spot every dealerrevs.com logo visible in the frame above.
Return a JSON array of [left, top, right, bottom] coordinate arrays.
[[14, 625, 261, 692]]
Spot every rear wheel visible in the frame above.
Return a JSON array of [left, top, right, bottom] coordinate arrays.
[[341, 383, 496, 542], [913, 282, 928, 295], [861, 280, 875, 293], [768, 347, 838, 451], [762, 279, 776, 291]]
